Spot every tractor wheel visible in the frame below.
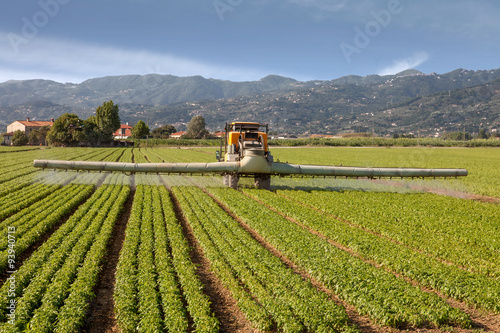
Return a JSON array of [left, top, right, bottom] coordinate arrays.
[[254, 175, 271, 190], [229, 174, 239, 189]]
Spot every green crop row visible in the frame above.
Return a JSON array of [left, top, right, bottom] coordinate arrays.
[[101, 147, 126, 162], [119, 148, 134, 162], [0, 183, 128, 331], [158, 186, 219, 333], [0, 173, 42, 197], [0, 184, 94, 271], [0, 167, 38, 184], [148, 148, 215, 163], [151, 186, 189, 332], [133, 148, 149, 163], [114, 184, 142, 332], [139, 148, 163, 163], [8, 185, 123, 331], [244, 188, 500, 314], [114, 185, 218, 333], [0, 182, 90, 237], [0, 167, 79, 216], [208, 187, 471, 329], [0, 147, 40, 153], [137, 185, 163, 332], [0, 183, 61, 221], [0, 164, 32, 178], [53, 185, 130, 332], [172, 185, 273, 331], [25, 185, 128, 332], [174, 186, 357, 332], [281, 190, 500, 278], [0, 183, 116, 323]]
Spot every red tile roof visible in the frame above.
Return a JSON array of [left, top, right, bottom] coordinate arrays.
[[17, 120, 54, 127], [114, 124, 133, 137], [170, 131, 186, 138]]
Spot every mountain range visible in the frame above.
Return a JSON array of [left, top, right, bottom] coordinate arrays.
[[1, 68, 500, 136]]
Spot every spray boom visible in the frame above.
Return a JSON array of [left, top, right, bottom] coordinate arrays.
[[33, 122, 468, 189]]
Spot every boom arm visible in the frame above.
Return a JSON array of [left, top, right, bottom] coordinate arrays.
[[33, 158, 467, 178]]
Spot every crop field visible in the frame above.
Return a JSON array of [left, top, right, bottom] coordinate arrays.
[[0, 146, 499, 332]]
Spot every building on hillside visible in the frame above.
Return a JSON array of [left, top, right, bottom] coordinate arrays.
[[113, 124, 133, 139], [213, 131, 225, 138], [7, 117, 54, 134], [3, 117, 54, 145], [170, 131, 185, 139]]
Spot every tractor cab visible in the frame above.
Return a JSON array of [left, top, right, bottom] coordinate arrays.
[[221, 122, 270, 161], [217, 122, 273, 189]]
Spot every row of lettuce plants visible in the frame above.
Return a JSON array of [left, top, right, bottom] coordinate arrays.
[[207, 187, 471, 329], [174, 185, 358, 333], [280, 190, 500, 278], [0, 170, 78, 221], [119, 148, 134, 162], [0, 173, 43, 198], [132, 148, 149, 163], [157, 185, 219, 332], [151, 185, 189, 332], [54, 177, 130, 332], [114, 184, 218, 332], [0, 183, 61, 221], [244, 188, 500, 314], [0, 183, 94, 271], [0, 178, 128, 331]]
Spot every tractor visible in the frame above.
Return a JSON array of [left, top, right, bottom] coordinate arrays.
[[34, 121, 467, 189]]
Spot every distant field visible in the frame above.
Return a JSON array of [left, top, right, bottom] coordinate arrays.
[[0, 146, 498, 332]]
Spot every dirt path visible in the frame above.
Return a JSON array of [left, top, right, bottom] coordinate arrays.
[[81, 188, 134, 333]]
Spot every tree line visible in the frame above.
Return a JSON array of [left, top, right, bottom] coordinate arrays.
[[9, 102, 212, 146]]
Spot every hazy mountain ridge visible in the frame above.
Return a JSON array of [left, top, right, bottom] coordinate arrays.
[[0, 74, 310, 109], [1, 68, 500, 135]]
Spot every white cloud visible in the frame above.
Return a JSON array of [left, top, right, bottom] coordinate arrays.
[[378, 51, 430, 76], [0, 34, 270, 83]]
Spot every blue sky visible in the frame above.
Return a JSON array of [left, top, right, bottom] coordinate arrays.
[[0, 0, 499, 83]]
